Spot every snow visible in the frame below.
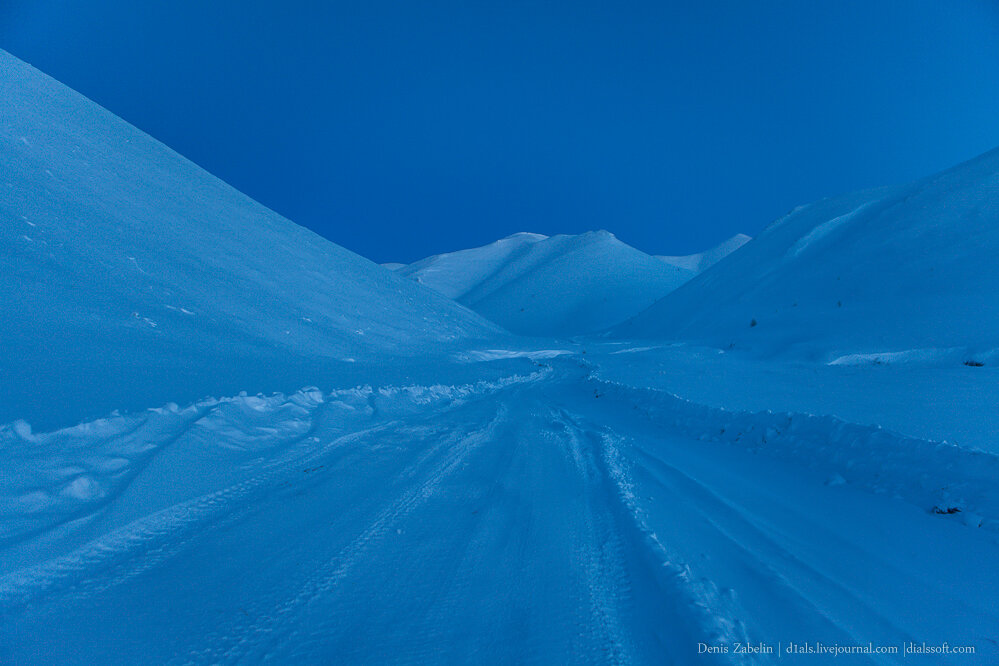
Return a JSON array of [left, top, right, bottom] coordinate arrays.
[[393, 232, 549, 299], [4, 356, 998, 662], [3, 48, 999, 663], [459, 348, 574, 361], [656, 233, 752, 273], [392, 231, 751, 337], [616, 149, 999, 361], [395, 231, 695, 336], [0, 49, 499, 429], [787, 204, 871, 258]]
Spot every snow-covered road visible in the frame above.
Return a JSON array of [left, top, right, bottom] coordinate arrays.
[[2, 357, 997, 664], [5, 43, 999, 665]]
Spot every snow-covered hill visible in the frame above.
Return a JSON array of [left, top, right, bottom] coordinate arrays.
[[656, 233, 751, 273], [396, 232, 549, 300], [5, 47, 999, 665], [0, 50, 498, 428], [394, 231, 694, 336], [617, 148, 999, 362]]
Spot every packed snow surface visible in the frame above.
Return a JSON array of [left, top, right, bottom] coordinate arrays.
[[394, 231, 694, 336], [4, 354, 998, 663], [0, 50, 498, 428], [616, 150, 999, 361], [4, 48, 999, 664]]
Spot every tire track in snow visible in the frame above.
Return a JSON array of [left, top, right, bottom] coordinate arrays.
[[266, 389, 644, 664], [210, 405, 510, 663], [552, 406, 751, 666], [628, 441, 916, 662], [0, 373, 549, 613], [570, 381, 995, 663], [597, 427, 757, 665], [549, 408, 634, 665], [0, 420, 397, 612]]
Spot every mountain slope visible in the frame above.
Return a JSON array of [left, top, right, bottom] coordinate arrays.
[[615, 148, 999, 361], [395, 231, 694, 336], [0, 50, 499, 427], [396, 232, 549, 300], [656, 233, 751, 272]]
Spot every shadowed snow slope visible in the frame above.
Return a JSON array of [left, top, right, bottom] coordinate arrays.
[[656, 233, 751, 273], [616, 148, 999, 361], [395, 231, 693, 336], [0, 50, 499, 427]]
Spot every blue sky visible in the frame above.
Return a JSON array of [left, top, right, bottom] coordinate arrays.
[[3, 1, 999, 263]]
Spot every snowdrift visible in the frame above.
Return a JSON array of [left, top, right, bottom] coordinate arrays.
[[394, 231, 693, 336], [616, 148, 999, 361], [0, 50, 498, 428]]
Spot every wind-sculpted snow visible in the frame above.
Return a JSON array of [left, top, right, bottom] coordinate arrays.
[[2, 357, 997, 663], [0, 372, 548, 563], [0, 401, 214, 545]]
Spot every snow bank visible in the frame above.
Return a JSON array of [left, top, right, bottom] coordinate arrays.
[[0, 369, 549, 606], [587, 377, 999, 532]]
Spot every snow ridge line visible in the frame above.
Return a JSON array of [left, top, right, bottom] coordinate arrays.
[[587, 376, 999, 531], [0, 369, 550, 438], [551, 399, 757, 664]]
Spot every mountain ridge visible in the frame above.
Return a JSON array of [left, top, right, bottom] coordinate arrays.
[[0, 49, 500, 427], [614, 146, 999, 361], [393, 230, 697, 336]]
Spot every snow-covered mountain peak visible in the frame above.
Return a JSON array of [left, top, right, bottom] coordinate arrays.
[[500, 232, 549, 242], [393, 230, 696, 336]]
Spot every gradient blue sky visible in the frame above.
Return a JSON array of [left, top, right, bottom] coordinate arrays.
[[3, 1, 999, 263]]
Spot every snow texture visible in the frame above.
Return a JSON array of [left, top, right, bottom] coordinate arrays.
[[3, 48, 999, 664], [394, 231, 695, 336], [0, 50, 500, 429], [656, 233, 752, 273]]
